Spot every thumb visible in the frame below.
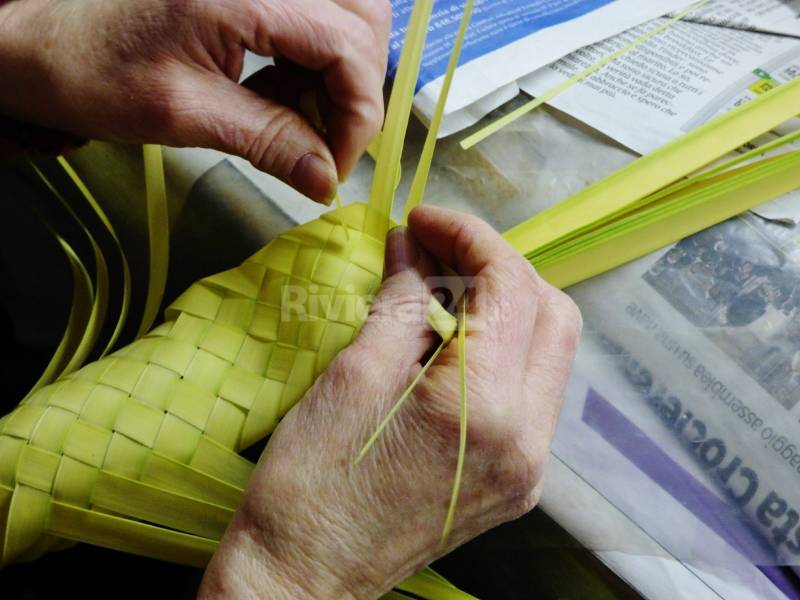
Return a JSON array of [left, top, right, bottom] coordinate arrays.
[[167, 71, 339, 204], [352, 227, 438, 370]]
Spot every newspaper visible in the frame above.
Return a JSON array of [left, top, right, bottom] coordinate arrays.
[[520, 18, 800, 155], [546, 207, 800, 596], [518, 11, 800, 224], [388, 0, 697, 136]]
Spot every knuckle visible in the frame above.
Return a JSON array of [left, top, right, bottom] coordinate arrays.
[[348, 20, 387, 82], [373, 0, 393, 33], [547, 289, 583, 353], [450, 217, 482, 262], [365, 96, 386, 132], [490, 258, 540, 321], [495, 439, 546, 504], [329, 344, 376, 388], [335, 15, 374, 60], [332, 343, 370, 377], [136, 73, 185, 134], [273, 7, 340, 65], [348, 95, 385, 138], [371, 290, 425, 325], [507, 485, 542, 520], [351, 16, 376, 46], [245, 111, 305, 177], [514, 259, 543, 296]]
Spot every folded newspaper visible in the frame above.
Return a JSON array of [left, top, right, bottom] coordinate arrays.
[[555, 210, 800, 600], [521, 0, 800, 154], [519, 0, 800, 221], [387, 0, 699, 136]]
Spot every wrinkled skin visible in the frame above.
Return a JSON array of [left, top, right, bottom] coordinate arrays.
[[200, 206, 582, 599], [0, 0, 391, 202]]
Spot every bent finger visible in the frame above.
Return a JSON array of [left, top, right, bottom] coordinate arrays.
[[408, 205, 541, 370], [352, 227, 440, 370], [244, 0, 386, 179], [163, 69, 338, 204]]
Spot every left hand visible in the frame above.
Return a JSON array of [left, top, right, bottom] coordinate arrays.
[[0, 0, 391, 203]]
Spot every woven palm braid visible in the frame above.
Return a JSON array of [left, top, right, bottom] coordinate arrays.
[[0, 202, 388, 567]]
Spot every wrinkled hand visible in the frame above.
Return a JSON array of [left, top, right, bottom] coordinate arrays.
[[199, 206, 582, 599], [0, 0, 391, 203]]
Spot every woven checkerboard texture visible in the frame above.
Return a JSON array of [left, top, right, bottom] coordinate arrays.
[[0, 203, 385, 566]]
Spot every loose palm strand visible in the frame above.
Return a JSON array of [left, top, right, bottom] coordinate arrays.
[[356, 0, 473, 505], [58, 155, 132, 356], [442, 297, 468, 544], [503, 76, 800, 257], [355, 341, 448, 465], [366, 0, 434, 236], [29, 162, 109, 375], [22, 231, 93, 398], [137, 144, 169, 338], [403, 0, 476, 222], [333, 191, 352, 241]]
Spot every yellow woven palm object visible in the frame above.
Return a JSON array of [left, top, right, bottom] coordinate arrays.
[[0, 3, 472, 598], [0, 202, 389, 566]]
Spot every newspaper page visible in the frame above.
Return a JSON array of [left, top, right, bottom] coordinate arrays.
[[540, 207, 800, 597], [518, 13, 800, 223], [387, 0, 697, 136], [519, 18, 800, 155], [547, 205, 800, 595]]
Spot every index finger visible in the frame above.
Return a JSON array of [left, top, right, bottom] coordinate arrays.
[[408, 205, 542, 367], [244, 0, 387, 179], [332, 0, 392, 57]]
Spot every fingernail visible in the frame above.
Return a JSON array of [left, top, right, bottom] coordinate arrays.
[[291, 153, 338, 205], [385, 226, 418, 278]]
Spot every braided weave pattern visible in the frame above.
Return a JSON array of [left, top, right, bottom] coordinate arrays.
[[0, 203, 385, 566]]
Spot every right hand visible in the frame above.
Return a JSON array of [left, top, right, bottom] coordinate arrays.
[[200, 206, 583, 599]]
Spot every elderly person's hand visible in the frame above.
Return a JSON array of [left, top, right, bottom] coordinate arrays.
[[0, 0, 390, 203], [199, 206, 582, 599]]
